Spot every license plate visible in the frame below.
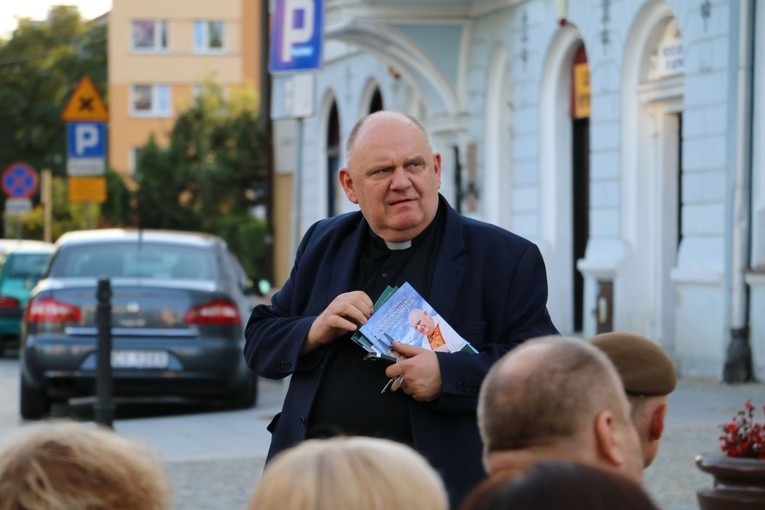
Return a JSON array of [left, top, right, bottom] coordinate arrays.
[[111, 350, 169, 369]]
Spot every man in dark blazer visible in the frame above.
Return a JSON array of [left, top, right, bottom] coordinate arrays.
[[244, 111, 558, 508]]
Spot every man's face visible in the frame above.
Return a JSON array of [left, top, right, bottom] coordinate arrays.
[[339, 113, 442, 242], [411, 310, 435, 335]]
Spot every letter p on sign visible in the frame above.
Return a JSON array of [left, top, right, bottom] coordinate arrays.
[[270, 0, 323, 73], [281, 0, 314, 63], [67, 122, 106, 158]]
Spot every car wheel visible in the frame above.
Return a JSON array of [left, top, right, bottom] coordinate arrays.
[[223, 374, 258, 410], [20, 375, 51, 420]]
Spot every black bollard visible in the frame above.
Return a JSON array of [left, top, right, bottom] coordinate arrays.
[[94, 278, 114, 428]]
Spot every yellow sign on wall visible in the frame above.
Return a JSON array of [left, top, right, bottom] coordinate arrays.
[[68, 176, 106, 203], [573, 62, 591, 119]]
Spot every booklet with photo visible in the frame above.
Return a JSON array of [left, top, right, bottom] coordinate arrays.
[[356, 282, 478, 361]]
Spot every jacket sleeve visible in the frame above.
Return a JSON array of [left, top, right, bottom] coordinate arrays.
[[243, 223, 324, 379], [434, 242, 559, 414]]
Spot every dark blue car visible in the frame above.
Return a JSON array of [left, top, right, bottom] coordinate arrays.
[[19, 229, 267, 419]]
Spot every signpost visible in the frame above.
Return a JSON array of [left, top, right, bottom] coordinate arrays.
[[2, 161, 38, 236], [61, 76, 109, 205], [269, 0, 323, 259], [2, 162, 38, 199], [269, 0, 324, 73], [67, 121, 107, 176], [2, 162, 38, 217]]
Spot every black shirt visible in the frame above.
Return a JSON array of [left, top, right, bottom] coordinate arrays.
[[306, 204, 445, 444]]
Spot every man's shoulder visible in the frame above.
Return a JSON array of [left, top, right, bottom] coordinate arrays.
[[448, 208, 535, 248], [303, 211, 364, 243]]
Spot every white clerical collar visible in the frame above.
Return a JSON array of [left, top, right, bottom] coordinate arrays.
[[384, 240, 412, 250]]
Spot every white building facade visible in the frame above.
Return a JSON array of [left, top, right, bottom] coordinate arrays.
[[272, 0, 765, 381]]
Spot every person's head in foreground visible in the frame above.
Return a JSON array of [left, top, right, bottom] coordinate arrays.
[[459, 460, 660, 510], [477, 335, 644, 484], [248, 435, 448, 510], [0, 419, 171, 510], [339, 110, 441, 243], [589, 331, 677, 468]]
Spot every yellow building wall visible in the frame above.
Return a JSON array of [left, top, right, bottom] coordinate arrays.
[[108, 0, 260, 177]]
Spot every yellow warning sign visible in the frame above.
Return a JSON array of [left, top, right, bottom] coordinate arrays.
[[68, 176, 106, 203], [61, 76, 109, 122]]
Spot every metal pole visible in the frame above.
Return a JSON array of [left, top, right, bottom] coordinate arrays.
[[260, 0, 275, 283], [290, 117, 303, 259], [94, 278, 114, 427], [41, 169, 52, 243]]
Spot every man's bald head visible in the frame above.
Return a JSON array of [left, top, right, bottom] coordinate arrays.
[[477, 336, 643, 483]]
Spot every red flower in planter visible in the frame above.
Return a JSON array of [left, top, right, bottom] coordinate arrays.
[[719, 399, 765, 459]]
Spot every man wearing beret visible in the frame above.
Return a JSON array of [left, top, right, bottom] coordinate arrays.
[[589, 331, 677, 468]]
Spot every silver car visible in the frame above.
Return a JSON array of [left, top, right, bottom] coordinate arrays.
[[19, 229, 265, 419]]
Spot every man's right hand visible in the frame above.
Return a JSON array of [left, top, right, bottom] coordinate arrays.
[[302, 291, 373, 354]]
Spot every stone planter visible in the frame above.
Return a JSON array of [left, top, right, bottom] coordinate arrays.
[[695, 452, 765, 509]]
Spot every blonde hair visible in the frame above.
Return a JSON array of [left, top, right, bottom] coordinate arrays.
[[0, 419, 171, 510], [249, 436, 448, 510]]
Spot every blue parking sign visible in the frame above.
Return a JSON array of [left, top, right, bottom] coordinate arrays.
[[270, 0, 324, 73], [67, 122, 106, 158]]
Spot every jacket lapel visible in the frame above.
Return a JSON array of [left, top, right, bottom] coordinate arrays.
[[326, 218, 367, 300], [429, 199, 466, 320]]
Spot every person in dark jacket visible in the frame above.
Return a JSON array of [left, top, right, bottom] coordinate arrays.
[[244, 110, 558, 508]]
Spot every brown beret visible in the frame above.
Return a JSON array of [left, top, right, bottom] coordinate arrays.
[[589, 332, 677, 396]]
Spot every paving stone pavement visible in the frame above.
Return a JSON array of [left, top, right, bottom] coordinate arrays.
[[157, 377, 763, 510]]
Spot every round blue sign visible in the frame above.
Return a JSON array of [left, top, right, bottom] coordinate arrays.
[[2, 162, 38, 199]]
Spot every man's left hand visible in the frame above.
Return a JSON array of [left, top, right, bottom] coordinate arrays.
[[386, 341, 442, 401]]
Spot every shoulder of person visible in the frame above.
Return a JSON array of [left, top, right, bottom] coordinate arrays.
[[451, 210, 536, 249], [304, 211, 365, 243]]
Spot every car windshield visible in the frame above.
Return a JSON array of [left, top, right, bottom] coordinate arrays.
[[50, 243, 216, 280], [5, 253, 51, 279]]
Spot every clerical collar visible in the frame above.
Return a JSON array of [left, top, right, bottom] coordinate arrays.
[[367, 199, 445, 252], [385, 240, 412, 250]]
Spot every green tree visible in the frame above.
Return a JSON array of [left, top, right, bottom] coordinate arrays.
[[133, 84, 268, 275], [0, 6, 106, 177], [0, 6, 110, 238]]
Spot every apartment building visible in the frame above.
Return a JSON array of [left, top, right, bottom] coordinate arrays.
[[107, 0, 262, 177]]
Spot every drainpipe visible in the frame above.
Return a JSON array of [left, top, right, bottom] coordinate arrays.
[[723, 0, 756, 383]]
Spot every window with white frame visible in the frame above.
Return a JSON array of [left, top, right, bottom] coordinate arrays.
[[194, 20, 225, 52], [131, 20, 168, 52], [131, 84, 171, 117]]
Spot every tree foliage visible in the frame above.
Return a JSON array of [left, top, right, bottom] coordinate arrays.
[[0, 12, 267, 277], [0, 6, 106, 178], [0, 6, 121, 237], [134, 83, 269, 275]]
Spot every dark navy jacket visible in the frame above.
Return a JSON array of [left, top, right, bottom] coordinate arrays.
[[244, 197, 558, 507]]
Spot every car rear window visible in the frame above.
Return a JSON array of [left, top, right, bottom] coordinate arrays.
[[5, 253, 51, 279], [50, 243, 216, 280]]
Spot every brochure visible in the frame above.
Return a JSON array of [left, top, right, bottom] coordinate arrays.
[[352, 282, 477, 362]]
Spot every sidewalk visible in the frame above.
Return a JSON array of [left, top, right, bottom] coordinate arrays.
[[644, 377, 764, 510], [141, 377, 763, 510]]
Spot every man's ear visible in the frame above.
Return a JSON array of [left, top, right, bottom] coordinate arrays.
[[338, 167, 358, 204], [649, 402, 668, 441], [594, 410, 626, 467]]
